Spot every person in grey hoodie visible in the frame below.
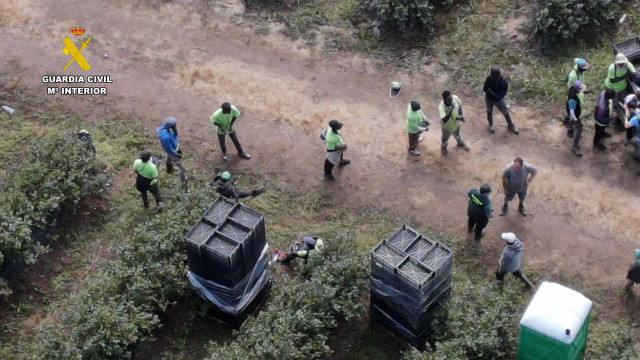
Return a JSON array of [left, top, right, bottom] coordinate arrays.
[[496, 232, 534, 289]]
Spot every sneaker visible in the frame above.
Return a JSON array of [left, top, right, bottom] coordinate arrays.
[[222, 154, 229, 160], [475, 228, 486, 241], [624, 139, 632, 146], [324, 174, 336, 182], [156, 202, 165, 213], [571, 146, 583, 156], [602, 132, 612, 138], [409, 149, 421, 156], [251, 186, 265, 197], [519, 203, 527, 217], [457, 143, 470, 151], [441, 147, 448, 156], [594, 143, 606, 151], [339, 159, 351, 166], [509, 125, 520, 135], [499, 204, 508, 216], [488, 125, 496, 134], [418, 136, 423, 143], [239, 152, 251, 160]]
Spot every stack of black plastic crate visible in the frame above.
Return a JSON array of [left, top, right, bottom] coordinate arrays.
[[185, 196, 271, 329], [370, 224, 454, 348]]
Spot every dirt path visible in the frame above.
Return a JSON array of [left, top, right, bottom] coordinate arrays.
[[2, 0, 639, 316]]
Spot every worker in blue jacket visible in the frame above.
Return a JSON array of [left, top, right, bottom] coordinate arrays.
[[157, 116, 188, 186]]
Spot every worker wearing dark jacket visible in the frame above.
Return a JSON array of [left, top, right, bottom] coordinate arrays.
[[483, 66, 520, 135], [624, 249, 640, 292], [566, 81, 585, 156], [157, 116, 188, 186], [467, 184, 493, 242], [210, 171, 264, 201], [593, 89, 617, 151]]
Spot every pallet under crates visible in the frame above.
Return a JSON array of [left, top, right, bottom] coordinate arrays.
[[369, 224, 455, 348]]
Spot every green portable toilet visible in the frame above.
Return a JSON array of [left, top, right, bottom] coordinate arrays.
[[518, 281, 592, 360]]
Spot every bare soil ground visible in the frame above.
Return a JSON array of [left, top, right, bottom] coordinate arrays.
[[1, 0, 639, 335]]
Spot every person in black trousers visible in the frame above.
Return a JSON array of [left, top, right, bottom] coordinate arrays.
[[467, 183, 493, 242], [593, 89, 617, 151]]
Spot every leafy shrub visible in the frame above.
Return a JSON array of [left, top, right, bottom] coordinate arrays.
[[403, 279, 527, 360], [0, 131, 110, 294], [206, 230, 369, 360], [32, 184, 217, 359], [532, 0, 624, 46], [585, 318, 638, 360], [373, 0, 454, 33]]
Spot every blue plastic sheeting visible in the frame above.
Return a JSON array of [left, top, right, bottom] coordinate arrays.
[[188, 244, 270, 314]]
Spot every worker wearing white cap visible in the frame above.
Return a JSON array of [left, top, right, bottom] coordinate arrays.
[[605, 53, 637, 129], [496, 232, 534, 289]]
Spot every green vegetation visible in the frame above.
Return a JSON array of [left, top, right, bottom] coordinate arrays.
[[373, 0, 456, 33], [532, 0, 624, 47]]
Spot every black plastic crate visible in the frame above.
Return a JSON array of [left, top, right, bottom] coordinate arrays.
[[185, 220, 217, 278], [386, 225, 420, 252], [229, 205, 266, 252], [406, 236, 435, 261], [218, 219, 258, 267], [420, 242, 454, 273], [614, 37, 640, 62], [371, 242, 407, 283], [397, 257, 434, 290], [203, 233, 245, 286], [204, 197, 237, 226]]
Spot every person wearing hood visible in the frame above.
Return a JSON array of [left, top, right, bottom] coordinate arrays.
[[210, 171, 264, 201], [624, 249, 640, 292], [157, 116, 188, 186], [467, 183, 493, 242], [496, 232, 534, 289], [566, 80, 586, 156], [210, 102, 251, 161], [483, 66, 520, 135], [406, 100, 430, 156]]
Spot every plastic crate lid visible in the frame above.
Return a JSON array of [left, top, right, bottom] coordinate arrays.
[[397, 257, 434, 288], [420, 243, 453, 271], [205, 233, 241, 257], [218, 219, 251, 244], [372, 242, 406, 269], [229, 205, 263, 227], [406, 236, 435, 261]]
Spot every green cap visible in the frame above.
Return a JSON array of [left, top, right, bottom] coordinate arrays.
[[221, 171, 231, 180], [391, 81, 402, 89]]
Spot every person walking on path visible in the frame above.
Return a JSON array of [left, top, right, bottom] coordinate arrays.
[[323, 119, 350, 181], [406, 101, 430, 156], [210, 102, 251, 161], [467, 183, 493, 242], [483, 66, 520, 135], [157, 116, 188, 187], [439, 90, 469, 156], [605, 53, 637, 129], [623, 90, 640, 146], [593, 89, 617, 151], [500, 157, 537, 217], [133, 151, 163, 212], [624, 249, 640, 292], [566, 80, 586, 156], [496, 232, 534, 289], [566, 58, 591, 89]]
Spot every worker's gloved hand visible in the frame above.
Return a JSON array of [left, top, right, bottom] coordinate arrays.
[[417, 127, 428, 132]]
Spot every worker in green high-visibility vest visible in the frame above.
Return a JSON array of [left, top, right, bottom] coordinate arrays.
[[466, 183, 493, 242]]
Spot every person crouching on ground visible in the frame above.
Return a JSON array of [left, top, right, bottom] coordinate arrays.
[[274, 236, 324, 265], [210, 171, 264, 201]]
